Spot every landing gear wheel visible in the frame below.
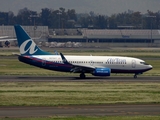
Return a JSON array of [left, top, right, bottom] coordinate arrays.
[[80, 73, 86, 79], [134, 74, 137, 79]]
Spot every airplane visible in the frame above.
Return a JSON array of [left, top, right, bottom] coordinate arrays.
[[0, 30, 42, 47], [0, 36, 17, 47], [14, 25, 153, 79]]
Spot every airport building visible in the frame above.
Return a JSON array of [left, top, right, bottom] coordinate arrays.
[[49, 29, 160, 47], [0, 25, 160, 47]]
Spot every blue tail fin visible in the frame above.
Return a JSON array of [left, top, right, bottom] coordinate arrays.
[[14, 25, 52, 55]]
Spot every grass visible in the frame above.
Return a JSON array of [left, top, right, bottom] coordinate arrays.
[[0, 82, 160, 106], [0, 81, 160, 119]]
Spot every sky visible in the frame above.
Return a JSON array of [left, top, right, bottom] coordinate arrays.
[[0, 0, 160, 15]]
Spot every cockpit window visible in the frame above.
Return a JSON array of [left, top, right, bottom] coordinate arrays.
[[140, 62, 149, 65]]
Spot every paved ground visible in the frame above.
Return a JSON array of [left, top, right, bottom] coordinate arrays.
[[0, 76, 160, 118], [0, 76, 160, 82], [0, 104, 160, 118]]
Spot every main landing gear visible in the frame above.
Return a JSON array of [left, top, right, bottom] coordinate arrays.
[[134, 74, 137, 79], [80, 73, 86, 79]]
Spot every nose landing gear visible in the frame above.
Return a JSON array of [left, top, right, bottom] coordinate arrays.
[[134, 73, 143, 79]]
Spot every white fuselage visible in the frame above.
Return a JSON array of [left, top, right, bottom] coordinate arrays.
[[32, 55, 152, 73]]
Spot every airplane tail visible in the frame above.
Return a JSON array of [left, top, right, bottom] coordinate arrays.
[[14, 25, 52, 55]]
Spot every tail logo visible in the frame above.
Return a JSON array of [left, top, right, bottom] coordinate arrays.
[[20, 39, 38, 55]]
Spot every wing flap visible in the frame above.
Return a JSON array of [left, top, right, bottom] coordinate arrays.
[[70, 65, 95, 73]]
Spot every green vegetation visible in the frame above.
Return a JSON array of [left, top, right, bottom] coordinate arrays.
[[0, 82, 160, 106], [0, 7, 159, 29], [0, 81, 160, 119]]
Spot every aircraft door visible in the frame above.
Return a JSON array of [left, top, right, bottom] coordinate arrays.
[[90, 60, 94, 66], [132, 59, 136, 68]]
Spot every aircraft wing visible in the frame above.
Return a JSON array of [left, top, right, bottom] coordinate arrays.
[[0, 36, 9, 39], [70, 65, 95, 73], [0, 34, 42, 42], [0, 39, 17, 41], [60, 53, 95, 73]]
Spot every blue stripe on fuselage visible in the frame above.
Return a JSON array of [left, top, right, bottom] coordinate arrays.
[[18, 56, 73, 72]]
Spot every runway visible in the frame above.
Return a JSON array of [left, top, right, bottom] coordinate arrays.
[[0, 76, 160, 118], [0, 104, 160, 118], [0, 76, 160, 82]]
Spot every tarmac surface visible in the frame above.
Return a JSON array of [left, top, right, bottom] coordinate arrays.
[[0, 76, 160, 118], [0, 105, 160, 118], [0, 76, 160, 82]]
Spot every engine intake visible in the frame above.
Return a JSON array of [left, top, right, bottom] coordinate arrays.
[[92, 68, 111, 76]]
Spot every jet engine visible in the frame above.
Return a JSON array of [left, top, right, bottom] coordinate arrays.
[[92, 68, 111, 76]]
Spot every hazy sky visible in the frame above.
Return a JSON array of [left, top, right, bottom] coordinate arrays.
[[0, 0, 160, 15]]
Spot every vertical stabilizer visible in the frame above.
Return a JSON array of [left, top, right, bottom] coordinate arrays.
[[14, 25, 52, 55]]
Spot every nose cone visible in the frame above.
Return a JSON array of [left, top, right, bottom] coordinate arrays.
[[148, 65, 153, 70]]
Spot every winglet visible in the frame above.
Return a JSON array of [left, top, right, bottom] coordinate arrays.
[[60, 53, 71, 65]]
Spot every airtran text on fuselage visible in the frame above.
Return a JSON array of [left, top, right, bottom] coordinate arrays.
[[106, 58, 126, 64]]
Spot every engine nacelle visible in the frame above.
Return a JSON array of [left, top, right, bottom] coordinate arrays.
[[92, 68, 111, 76]]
